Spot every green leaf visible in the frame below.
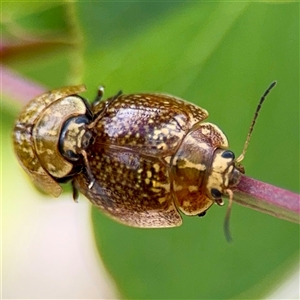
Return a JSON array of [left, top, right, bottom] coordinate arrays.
[[2, 1, 299, 299], [78, 2, 299, 299], [76, 2, 299, 299]]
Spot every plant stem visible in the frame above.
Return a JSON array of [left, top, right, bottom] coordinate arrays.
[[235, 175, 300, 224]]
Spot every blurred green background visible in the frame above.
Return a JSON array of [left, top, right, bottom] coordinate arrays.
[[2, 2, 299, 299]]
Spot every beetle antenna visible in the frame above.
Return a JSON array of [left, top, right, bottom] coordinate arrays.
[[224, 189, 233, 242], [236, 81, 277, 163]]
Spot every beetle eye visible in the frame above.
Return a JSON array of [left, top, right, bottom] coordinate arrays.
[[221, 150, 235, 160], [211, 188, 222, 199]]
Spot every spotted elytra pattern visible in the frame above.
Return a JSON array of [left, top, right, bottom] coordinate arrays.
[[73, 91, 240, 227]]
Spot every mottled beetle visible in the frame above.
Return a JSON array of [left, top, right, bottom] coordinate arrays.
[[13, 82, 276, 232]]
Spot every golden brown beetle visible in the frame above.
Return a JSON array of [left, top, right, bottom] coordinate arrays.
[[13, 83, 276, 234]]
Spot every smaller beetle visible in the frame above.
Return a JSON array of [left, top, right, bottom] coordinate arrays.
[[13, 82, 276, 238], [13, 85, 92, 197]]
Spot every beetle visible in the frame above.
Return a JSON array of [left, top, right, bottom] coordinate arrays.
[[13, 82, 276, 232]]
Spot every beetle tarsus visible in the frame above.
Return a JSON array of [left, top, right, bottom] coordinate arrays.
[[72, 180, 79, 202], [80, 149, 96, 190], [88, 179, 95, 189], [93, 86, 105, 105], [215, 198, 224, 206], [197, 211, 207, 217]]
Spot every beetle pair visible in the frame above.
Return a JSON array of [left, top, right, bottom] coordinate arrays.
[[13, 82, 276, 235]]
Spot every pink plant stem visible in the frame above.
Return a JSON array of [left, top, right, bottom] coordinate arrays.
[[235, 175, 300, 224], [1, 64, 46, 105]]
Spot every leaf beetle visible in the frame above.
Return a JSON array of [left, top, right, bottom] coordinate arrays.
[[13, 82, 276, 235]]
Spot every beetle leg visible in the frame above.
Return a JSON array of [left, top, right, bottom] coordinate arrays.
[[92, 86, 105, 106], [72, 180, 79, 202], [89, 90, 123, 130], [113, 90, 123, 99], [93, 87, 122, 106], [80, 149, 95, 189], [197, 211, 207, 217], [215, 198, 224, 206]]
